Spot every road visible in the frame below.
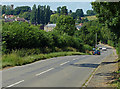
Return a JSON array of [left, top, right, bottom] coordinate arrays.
[[2, 45, 113, 88]]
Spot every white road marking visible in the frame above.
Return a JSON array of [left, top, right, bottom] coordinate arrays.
[[7, 80, 24, 87], [60, 61, 70, 66], [36, 68, 54, 76], [82, 56, 86, 57], [73, 59, 76, 60]]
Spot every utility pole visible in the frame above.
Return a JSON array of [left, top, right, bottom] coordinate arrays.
[[96, 33, 97, 48]]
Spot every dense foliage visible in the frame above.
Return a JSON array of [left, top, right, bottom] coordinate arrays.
[[55, 15, 77, 36], [30, 5, 51, 25], [91, 1, 120, 58], [2, 21, 86, 54], [86, 10, 96, 16], [50, 14, 59, 23]]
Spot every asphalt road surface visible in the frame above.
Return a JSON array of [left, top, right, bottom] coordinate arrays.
[[2, 45, 113, 87]]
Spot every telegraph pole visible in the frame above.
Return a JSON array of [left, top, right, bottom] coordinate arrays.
[[96, 33, 97, 48]]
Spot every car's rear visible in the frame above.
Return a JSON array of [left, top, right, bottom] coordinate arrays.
[[102, 47, 107, 51], [93, 50, 100, 55], [97, 50, 101, 55]]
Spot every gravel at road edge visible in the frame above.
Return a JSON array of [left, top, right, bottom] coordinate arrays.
[[87, 48, 118, 87]]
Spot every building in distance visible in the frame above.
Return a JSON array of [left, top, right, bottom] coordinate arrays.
[[44, 24, 56, 32]]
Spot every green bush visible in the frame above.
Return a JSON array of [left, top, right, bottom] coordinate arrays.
[[2, 22, 85, 55], [2, 51, 85, 68], [62, 47, 77, 52], [83, 44, 92, 52], [54, 47, 63, 52], [108, 40, 115, 47]]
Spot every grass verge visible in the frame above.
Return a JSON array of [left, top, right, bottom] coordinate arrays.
[[1, 51, 86, 69]]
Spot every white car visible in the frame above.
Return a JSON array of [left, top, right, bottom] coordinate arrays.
[[102, 47, 107, 51]]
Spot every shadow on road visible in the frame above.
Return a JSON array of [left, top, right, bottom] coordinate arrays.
[[70, 63, 100, 68], [101, 61, 117, 65]]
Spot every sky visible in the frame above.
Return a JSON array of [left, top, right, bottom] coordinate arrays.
[[1, 2, 93, 14], [1, 0, 95, 2]]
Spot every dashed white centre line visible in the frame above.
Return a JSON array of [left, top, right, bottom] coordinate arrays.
[[73, 59, 76, 60], [60, 61, 70, 66], [7, 80, 24, 87], [36, 68, 54, 76]]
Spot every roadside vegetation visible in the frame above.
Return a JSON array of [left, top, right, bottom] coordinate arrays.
[[91, 1, 120, 88], [2, 4, 120, 88], [2, 16, 92, 68], [2, 51, 86, 69]]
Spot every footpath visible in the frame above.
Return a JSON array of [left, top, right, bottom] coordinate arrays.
[[86, 46, 118, 87]]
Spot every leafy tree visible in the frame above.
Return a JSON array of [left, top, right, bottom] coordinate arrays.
[[57, 6, 61, 14], [20, 12, 31, 20], [55, 15, 77, 36], [50, 14, 59, 23], [61, 6, 68, 15], [71, 12, 76, 19], [69, 10, 72, 14], [91, 2, 120, 38], [37, 5, 41, 24], [45, 5, 51, 24], [30, 4, 37, 24], [2, 5, 6, 14], [14, 6, 31, 15], [5, 5, 13, 15], [76, 9, 84, 17], [86, 10, 96, 16], [40, 6, 45, 24]]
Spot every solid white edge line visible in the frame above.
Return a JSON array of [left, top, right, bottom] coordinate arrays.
[[60, 61, 70, 66], [36, 68, 54, 76], [7, 80, 24, 87]]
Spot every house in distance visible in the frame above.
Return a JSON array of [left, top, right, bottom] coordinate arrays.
[[44, 24, 56, 32]]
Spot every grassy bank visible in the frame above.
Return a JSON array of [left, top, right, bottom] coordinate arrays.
[[1, 51, 86, 69]]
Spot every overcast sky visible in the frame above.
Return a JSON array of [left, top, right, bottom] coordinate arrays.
[[1, 0, 95, 2]]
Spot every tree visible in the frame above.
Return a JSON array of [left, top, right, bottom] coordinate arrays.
[[91, 2, 120, 37], [57, 6, 61, 14], [45, 5, 51, 24], [5, 5, 13, 15], [61, 6, 68, 15], [71, 12, 76, 19], [55, 15, 77, 36], [14, 6, 31, 15], [69, 10, 72, 15], [37, 5, 41, 24], [30, 4, 37, 24], [76, 9, 84, 17], [40, 6, 45, 24], [50, 14, 59, 23], [2, 5, 6, 14], [20, 12, 30, 20], [86, 10, 96, 16], [91, 1, 120, 58]]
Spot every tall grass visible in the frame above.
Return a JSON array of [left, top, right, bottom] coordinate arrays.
[[2, 51, 86, 69]]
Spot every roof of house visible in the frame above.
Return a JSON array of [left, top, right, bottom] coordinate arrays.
[[79, 23, 83, 26], [46, 24, 56, 27], [16, 18, 25, 21]]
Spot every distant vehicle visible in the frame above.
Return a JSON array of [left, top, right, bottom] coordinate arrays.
[[93, 48, 96, 51], [93, 50, 101, 55], [102, 47, 107, 51], [98, 47, 102, 50]]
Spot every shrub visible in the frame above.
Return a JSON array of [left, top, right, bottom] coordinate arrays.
[[54, 47, 63, 52], [83, 44, 92, 52], [62, 47, 77, 52]]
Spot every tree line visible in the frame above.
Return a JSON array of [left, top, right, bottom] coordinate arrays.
[[2, 4, 96, 25]]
